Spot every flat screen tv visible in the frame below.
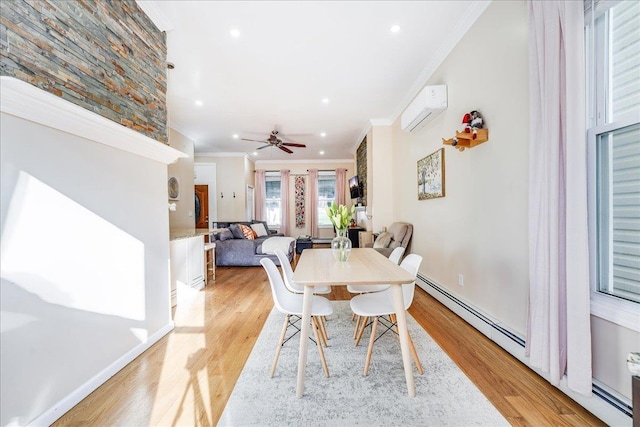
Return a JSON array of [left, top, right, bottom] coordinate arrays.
[[349, 175, 361, 199]]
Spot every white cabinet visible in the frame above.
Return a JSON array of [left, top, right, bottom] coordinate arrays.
[[170, 235, 204, 306]]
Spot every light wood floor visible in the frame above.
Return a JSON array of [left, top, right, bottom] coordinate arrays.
[[54, 264, 606, 426]]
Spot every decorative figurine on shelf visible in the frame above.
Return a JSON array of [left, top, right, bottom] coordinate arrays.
[[462, 110, 484, 140]]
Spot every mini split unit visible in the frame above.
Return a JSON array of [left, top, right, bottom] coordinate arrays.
[[400, 85, 448, 132]]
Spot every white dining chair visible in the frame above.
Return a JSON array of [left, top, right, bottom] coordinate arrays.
[[349, 253, 424, 376], [260, 258, 333, 378], [348, 247, 405, 334], [274, 249, 331, 295]]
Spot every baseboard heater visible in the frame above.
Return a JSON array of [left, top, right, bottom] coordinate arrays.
[[416, 273, 633, 419], [417, 273, 525, 347]]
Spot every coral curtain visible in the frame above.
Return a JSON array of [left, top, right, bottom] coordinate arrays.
[[526, 0, 592, 395], [308, 169, 318, 238], [254, 170, 266, 221], [335, 168, 347, 206], [280, 170, 290, 236]]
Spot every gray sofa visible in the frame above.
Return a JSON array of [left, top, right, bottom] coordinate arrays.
[[213, 221, 294, 267]]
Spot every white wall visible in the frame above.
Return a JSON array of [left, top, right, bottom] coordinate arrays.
[[387, 0, 638, 405], [392, 0, 530, 333], [0, 113, 173, 425], [168, 129, 196, 230], [195, 155, 250, 221]]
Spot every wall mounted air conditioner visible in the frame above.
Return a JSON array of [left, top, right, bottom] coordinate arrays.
[[400, 85, 447, 132]]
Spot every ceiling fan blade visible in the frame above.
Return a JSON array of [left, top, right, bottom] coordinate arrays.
[[282, 143, 306, 148], [256, 144, 271, 150], [278, 146, 294, 154], [241, 138, 268, 143]]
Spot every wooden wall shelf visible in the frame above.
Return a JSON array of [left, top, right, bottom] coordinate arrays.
[[442, 129, 489, 151]]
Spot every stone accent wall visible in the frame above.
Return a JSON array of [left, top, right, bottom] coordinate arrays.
[[0, 0, 168, 143], [356, 137, 367, 204]]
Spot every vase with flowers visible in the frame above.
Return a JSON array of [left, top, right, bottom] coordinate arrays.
[[325, 202, 356, 262]]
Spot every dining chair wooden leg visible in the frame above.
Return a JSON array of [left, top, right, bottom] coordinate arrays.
[[408, 333, 424, 375], [320, 316, 329, 340], [317, 316, 329, 347], [312, 317, 330, 378], [354, 316, 369, 347], [271, 314, 290, 378], [353, 315, 362, 339], [363, 316, 379, 376]]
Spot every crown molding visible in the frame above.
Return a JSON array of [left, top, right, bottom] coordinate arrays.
[[196, 152, 251, 158], [351, 124, 371, 154], [0, 77, 185, 165]]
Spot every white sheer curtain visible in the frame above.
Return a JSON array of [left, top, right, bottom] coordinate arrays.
[[254, 170, 266, 221], [335, 168, 347, 206], [526, 0, 592, 395], [308, 169, 318, 238], [280, 170, 290, 236]]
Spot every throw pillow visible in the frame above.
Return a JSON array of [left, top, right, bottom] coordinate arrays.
[[213, 227, 230, 240], [373, 231, 394, 249], [218, 229, 234, 241], [250, 222, 268, 237], [239, 224, 255, 240], [229, 223, 245, 239]]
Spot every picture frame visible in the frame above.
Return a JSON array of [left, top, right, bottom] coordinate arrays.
[[417, 148, 445, 200], [168, 176, 180, 200]]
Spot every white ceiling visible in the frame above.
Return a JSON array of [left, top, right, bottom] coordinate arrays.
[[138, 1, 489, 161]]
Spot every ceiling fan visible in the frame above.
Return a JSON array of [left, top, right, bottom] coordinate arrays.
[[241, 130, 306, 154]]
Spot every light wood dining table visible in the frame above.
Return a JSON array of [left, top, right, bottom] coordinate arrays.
[[291, 248, 418, 398]]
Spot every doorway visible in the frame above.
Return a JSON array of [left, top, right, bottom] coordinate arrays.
[[195, 185, 209, 229]]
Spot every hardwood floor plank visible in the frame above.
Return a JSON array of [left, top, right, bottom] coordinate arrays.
[[53, 265, 606, 427]]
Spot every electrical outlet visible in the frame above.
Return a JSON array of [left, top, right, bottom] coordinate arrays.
[[188, 210, 193, 217], [458, 274, 464, 286]]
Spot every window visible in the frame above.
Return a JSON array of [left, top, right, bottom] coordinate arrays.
[[586, 0, 640, 328], [317, 172, 336, 227], [265, 173, 281, 227]]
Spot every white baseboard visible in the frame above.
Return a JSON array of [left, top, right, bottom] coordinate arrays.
[[28, 322, 175, 427], [416, 275, 632, 427]]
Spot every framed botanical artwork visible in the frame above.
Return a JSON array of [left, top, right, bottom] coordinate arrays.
[[417, 148, 445, 200], [168, 176, 180, 200]]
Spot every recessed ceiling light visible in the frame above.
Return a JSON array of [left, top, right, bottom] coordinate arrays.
[[322, 98, 329, 104], [253, 151, 258, 156], [232, 134, 239, 139], [195, 100, 203, 106], [320, 132, 327, 137], [390, 25, 401, 33], [319, 151, 325, 155], [230, 28, 240, 38]]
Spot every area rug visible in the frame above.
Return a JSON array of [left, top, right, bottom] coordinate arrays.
[[218, 301, 508, 426]]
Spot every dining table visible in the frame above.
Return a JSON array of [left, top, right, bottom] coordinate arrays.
[[291, 248, 418, 398]]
